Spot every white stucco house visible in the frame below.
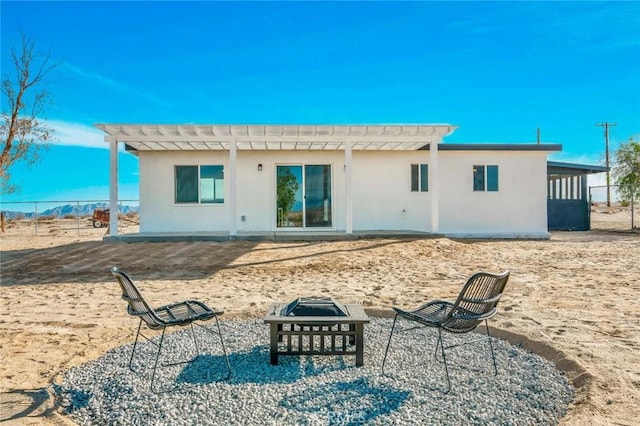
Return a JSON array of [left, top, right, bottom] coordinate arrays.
[[96, 124, 561, 240]]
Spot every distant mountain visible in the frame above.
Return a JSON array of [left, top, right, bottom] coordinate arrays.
[[1, 203, 139, 219]]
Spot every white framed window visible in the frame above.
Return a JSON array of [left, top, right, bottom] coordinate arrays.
[[473, 165, 499, 192], [175, 165, 224, 204], [411, 164, 429, 192]]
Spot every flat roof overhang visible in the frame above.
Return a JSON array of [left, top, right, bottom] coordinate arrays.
[[436, 143, 562, 152], [547, 161, 608, 175], [96, 123, 458, 153]]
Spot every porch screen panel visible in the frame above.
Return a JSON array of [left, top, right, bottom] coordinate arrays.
[[305, 165, 332, 227], [175, 166, 198, 203]]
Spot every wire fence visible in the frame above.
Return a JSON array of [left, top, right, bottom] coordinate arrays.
[[1, 193, 636, 238], [589, 185, 638, 232], [0, 199, 140, 237]]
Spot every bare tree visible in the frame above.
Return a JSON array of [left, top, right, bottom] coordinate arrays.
[[1, 34, 58, 195]]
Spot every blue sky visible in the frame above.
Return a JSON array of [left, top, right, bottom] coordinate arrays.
[[1, 1, 639, 207]]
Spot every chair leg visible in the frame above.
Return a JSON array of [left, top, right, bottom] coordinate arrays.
[[190, 324, 200, 359], [382, 317, 451, 392], [129, 319, 144, 372], [381, 314, 398, 376], [150, 327, 167, 392], [434, 329, 442, 361], [214, 316, 232, 379], [485, 320, 498, 376], [437, 329, 451, 393]]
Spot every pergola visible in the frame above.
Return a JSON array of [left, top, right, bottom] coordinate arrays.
[[96, 124, 457, 236]]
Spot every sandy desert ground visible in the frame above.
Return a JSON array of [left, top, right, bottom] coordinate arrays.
[[0, 207, 638, 425]]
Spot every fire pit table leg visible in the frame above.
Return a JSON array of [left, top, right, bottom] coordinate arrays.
[[355, 323, 364, 367], [270, 323, 279, 365]]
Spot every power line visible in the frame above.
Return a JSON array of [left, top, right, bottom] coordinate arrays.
[[596, 122, 617, 207]]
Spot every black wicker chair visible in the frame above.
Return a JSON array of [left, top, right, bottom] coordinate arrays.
[[111, 267, 231, 392], [381, 270, 510, 392]]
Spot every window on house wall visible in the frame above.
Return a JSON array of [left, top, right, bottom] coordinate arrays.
[[200, 165, 225, 203], [411, 164, 429, 192], [175, 165, 224, 204], [487, 165, 499, 191], [473, 165, 499, 192]]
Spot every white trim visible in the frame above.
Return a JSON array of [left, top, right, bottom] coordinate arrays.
[[109, 136, 119, 236], [345, 138, 353, 234], [229, 139, 237, 236], [96, 124, 457, 152], [430, 142, 439, 233]]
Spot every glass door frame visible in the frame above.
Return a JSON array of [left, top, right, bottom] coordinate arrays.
[[275, 163, 334, 230]]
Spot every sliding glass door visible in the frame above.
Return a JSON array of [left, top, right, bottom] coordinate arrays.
[[304, 165, 332, 227], [276, 165, 332, 228], [276, 165, 303, 227]]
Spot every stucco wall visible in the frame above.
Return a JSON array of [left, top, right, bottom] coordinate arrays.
[[138, 151, 231, 232], [437, 150, 549, 237], [352, 151, 432, 231], [137, 148, 550, 237], [235, 150, 347, 232], [139, 150, 350, 233]]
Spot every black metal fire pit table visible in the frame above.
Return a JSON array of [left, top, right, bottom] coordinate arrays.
[[264, 297, 370, 367]]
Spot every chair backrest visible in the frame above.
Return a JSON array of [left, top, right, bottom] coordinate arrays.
[[111, 267, 164, 329], [443, 270, 510, 333]]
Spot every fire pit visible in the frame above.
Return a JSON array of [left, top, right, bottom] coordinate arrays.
[[264, 297, 370, 366]]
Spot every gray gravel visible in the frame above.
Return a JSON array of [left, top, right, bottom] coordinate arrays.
[[53, 318, 573, 425]]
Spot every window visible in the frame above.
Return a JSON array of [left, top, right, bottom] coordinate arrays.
[[200, 165, 225, 203], [473, 165, 499, 192], [175, 166, 198, 203], [175, 165, 224, 204], [411, 164, 429, 192], [487, 165, 499, 191]]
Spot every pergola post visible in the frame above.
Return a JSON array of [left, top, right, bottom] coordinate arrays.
[[430, 141, 439, 233], [229, 139, 237, 238], [95, 124, 459, 238], [109, 135, 119, 236], [345, 138, 353, 235]]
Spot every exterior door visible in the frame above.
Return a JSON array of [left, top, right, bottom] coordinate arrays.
[[304, 165, 332, 227], [276, 165, 332, 228]]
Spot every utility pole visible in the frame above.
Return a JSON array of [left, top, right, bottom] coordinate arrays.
[[596, 122, 616, 207]]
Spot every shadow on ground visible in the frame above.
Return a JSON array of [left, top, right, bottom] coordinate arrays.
[[0, 238, 411, 286], [279, 377, 410, 424], [0, 388, 54, 422]]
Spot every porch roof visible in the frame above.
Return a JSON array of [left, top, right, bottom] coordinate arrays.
[[547, 161, 608, 175], [95, 124, 457, 152]]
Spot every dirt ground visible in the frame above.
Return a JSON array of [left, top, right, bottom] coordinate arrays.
[[0, 207, 638, 425]]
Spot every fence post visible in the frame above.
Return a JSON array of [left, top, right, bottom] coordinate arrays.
[[77, 201, 81, 236], [35, 201, 38, 236], [587, 186, 593, 231]]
